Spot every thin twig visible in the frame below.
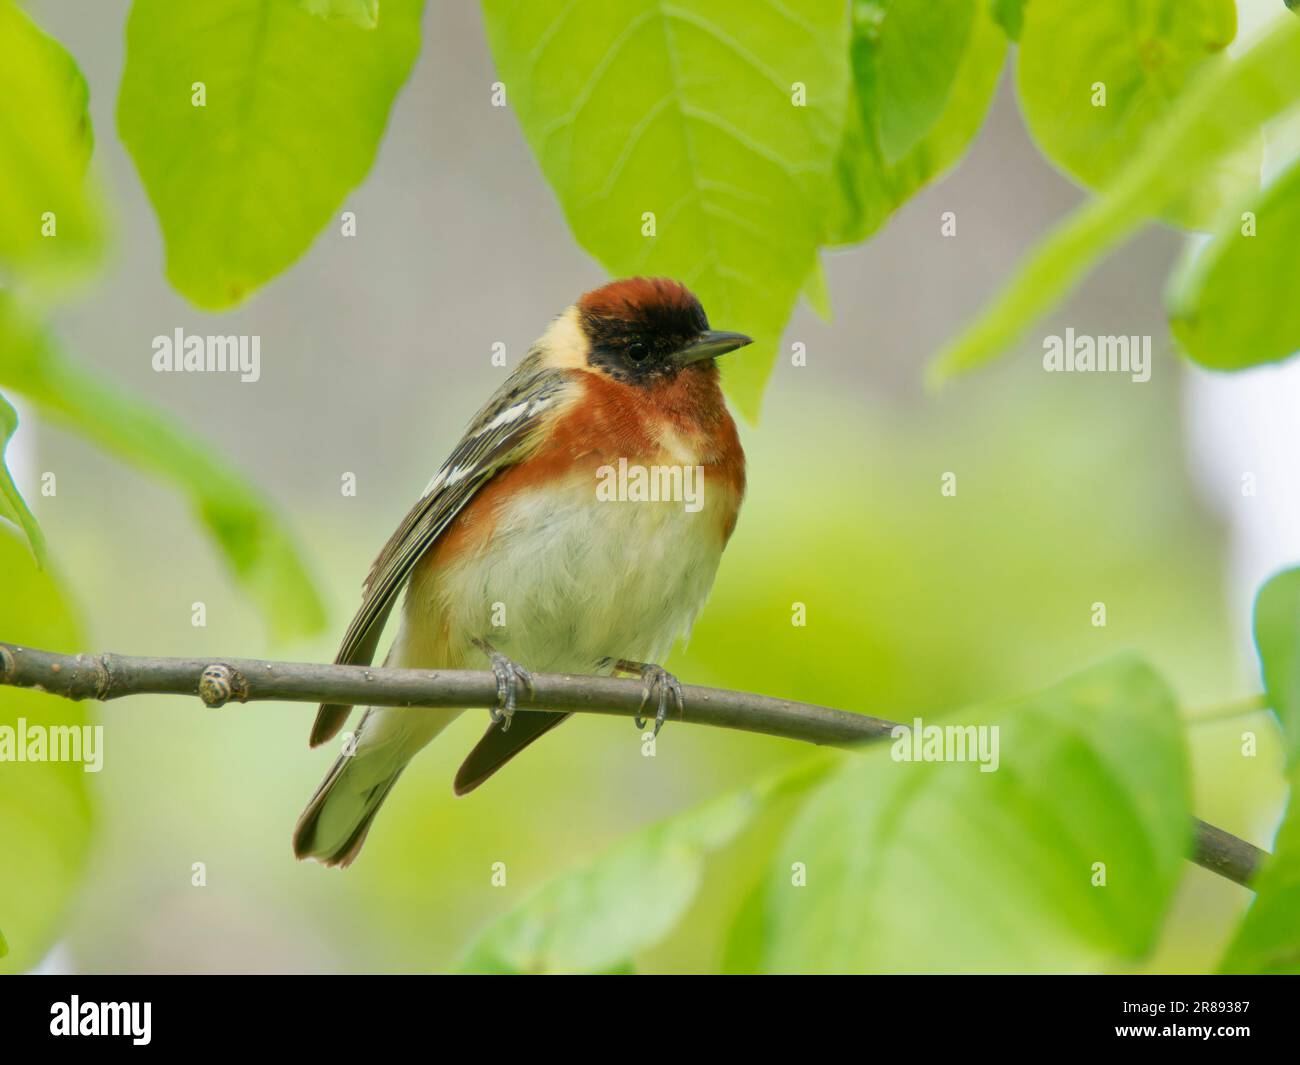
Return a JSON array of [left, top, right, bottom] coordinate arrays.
[[0, 642, 1267, 888]]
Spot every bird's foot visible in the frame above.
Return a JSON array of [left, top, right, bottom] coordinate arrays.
[[616, 659, 684, 737], [473, 638, 533, 732]]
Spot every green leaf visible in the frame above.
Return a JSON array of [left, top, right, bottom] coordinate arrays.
[[298, 0, 378, 28], [1168, 155, 1300, 370], [801, 255, 832, 320], [1219, 790, 1300, 973], [1251, 568, 1300, 772], [0, 0, 104, 284], [0, 392, 46, 566], [458, 756, 836, 973], [482, 0, 852, 420], [761, 655, 1190, 972], [1017, 0, 1246, 231], [720, 877, 767, 974], [1224, 572, 1300, 972], [930, 17, 1300, 382], [826, 0, 1005, 245], [990, 0, 1026, 40], [117, 0, 423, 309], [863, 0, 976, 165], [459, 790, 754, 974], [0, 528, 92, 973], [0, 294, 324, 641]]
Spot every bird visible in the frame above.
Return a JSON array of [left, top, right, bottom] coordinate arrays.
[[293, 277, 750, 866]]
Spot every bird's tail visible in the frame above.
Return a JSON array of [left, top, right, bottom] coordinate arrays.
[[293, 704, 462, 867]]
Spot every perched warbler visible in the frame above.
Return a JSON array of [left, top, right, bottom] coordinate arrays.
[[294, 277, 750, 865]]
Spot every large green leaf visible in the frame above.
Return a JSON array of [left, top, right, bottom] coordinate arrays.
[[0, 294, 324, 641], [990, 0, 1026, 40], [826, 0, 1005, 245], [459, 791, 752, 974], [482, 0, 851, 420], [1017, 0, 1247, 230], [1252, 568, 1300, 769], [1219, 792, 1300, 973], [299, 0, 378, 27], [0, 392, 45, 566], [0, 528, 92, 973], [1218, 569, 1300, 973], [118, 0, 423, 309], [864, 0, 976, 165], [760, 656, 1189, 973], [0, 0, 103, 284], [1168, 154, 1300, 370], [930, 17, 1300, 382], [458, 757, 835, 973]]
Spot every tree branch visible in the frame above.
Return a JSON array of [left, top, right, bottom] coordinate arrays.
[[0, 642, 1266, 888]]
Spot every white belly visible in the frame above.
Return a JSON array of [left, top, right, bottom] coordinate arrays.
[[406, 472, 727, 674]]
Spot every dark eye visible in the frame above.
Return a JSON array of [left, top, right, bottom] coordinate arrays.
[[627, 341, 649, 362]]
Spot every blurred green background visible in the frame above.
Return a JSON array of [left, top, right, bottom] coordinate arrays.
[[1, 0, 1290, 973]]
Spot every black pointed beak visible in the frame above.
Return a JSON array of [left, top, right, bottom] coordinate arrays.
[[672, 330, 753, 368]]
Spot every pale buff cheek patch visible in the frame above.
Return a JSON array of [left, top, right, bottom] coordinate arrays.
[[534, 307, 589, 370]]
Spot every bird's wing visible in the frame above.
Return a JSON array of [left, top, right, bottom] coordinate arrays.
[[309, 364, 575, 747]]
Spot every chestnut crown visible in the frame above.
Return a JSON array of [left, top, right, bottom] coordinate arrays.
[[576, 277, 751, 384]]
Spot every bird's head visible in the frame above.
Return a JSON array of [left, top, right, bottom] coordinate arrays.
[[545, 277, 751, 386]]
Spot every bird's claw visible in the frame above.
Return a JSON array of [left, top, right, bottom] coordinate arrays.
[[475, 638, 533, 732], [618, 660, 683, 736]]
